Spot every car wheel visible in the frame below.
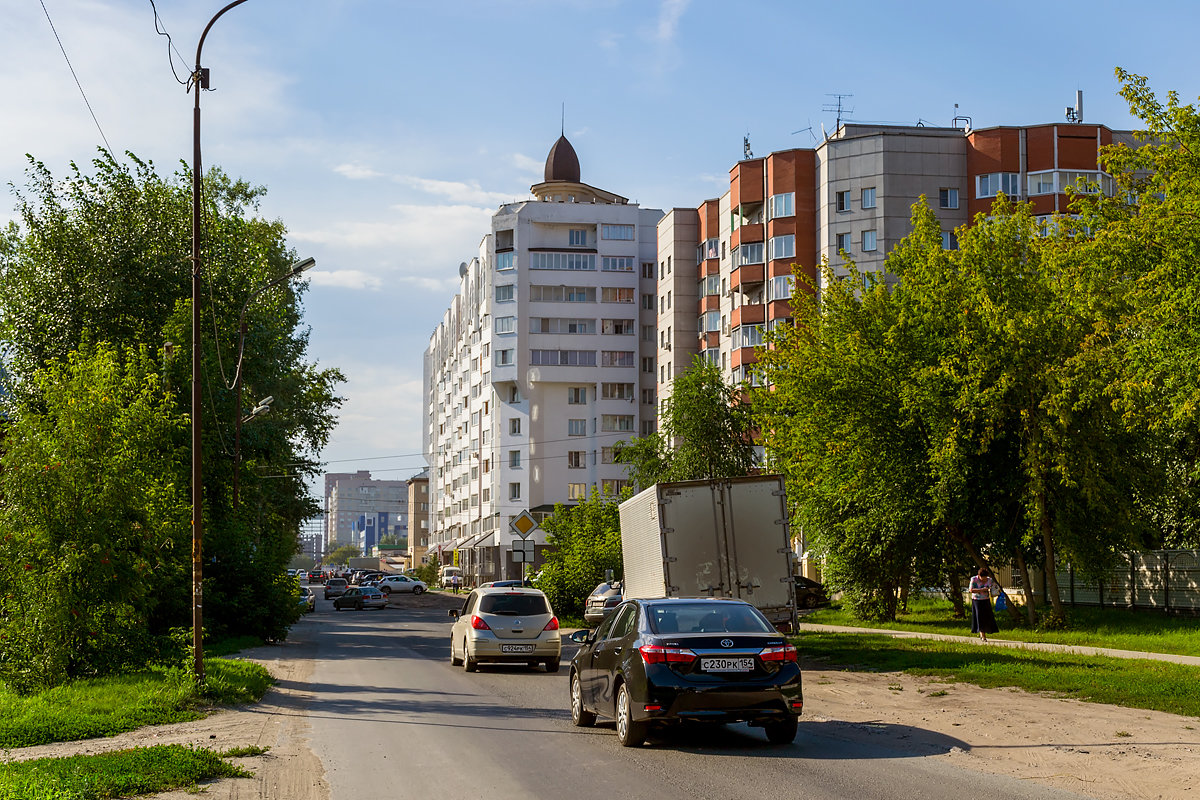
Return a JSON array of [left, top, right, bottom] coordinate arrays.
[[355, 600, 364, 611], [764, 716, 798, 745], [803, 594, 820, 609], [334, 603, 341, 611], [380, 586, 391, 595], [570, 672, 595, 727], [615, 684, 646, 747], [463, 641, 477, 673], [544, 657, 560, 673], [413, 586, 425, 595], [450, 639, 462, 666]]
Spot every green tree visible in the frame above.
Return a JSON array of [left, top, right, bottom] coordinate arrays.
[[326, 544, 362, 566], [615, 356, 757, 488], [0, 151, 343, 651], [0, 344, 189, 692], [535, 491, 623, 619]]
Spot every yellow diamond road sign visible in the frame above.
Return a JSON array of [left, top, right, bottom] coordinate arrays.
[[510, 510, 539, 538]]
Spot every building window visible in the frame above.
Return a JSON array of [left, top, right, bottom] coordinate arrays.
[[602, 287, 635, 303], [568, 387, 587, 404], [642, 293, 655, 310], [836, 190, 851, 212], [641, 324, 654, 341], [642, 261, 654, 278], [495, 349, 514, 366], [976, 173, 1020, 199], [494, 316, 516, 334], [601, 382, 634, 399], [641, 356, 654, 373], [862, 230, 877, 252], [530, 285, 596, 302], [699, 237, 719, 260], [601, 446, 615, 463], [641, 388, 654, 405], [601, 479, 632, 496], [530, 252, 596, 271], [509, 450, 521, 468], [701, 274, 719, 295], [835, 232, 852, 253], [530, 349, 597, 366], [769, 234, 795, 260], [861, 187, 876, 209], [568, 418, 587, 436], [568, 483, 588, 500], [601, 318, 635, 335], [601, 414, 634, 432], [769, 192, 795, 219], [738, 324, 764, 348], [942, 231, 959, 250], [495, 284, 514, 302], [769, 276, 792, 301], [567, 451, 586, 469], [508, 386, 520, 402], [569, 228, 587, 246], [495, 251, 515, 271], [509, 483, 521, 501], [509, 418, 521, 435], [736, 242, 764, 266], [601, 351, 635, 367], [602, 256, 635, 272], [530, 317, 595, 334], [601, 224, 634, 240], [939, 188, 959, 209]]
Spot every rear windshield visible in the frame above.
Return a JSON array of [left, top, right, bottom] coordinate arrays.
[[327, 579, 347, 586], [647, 603, 772, 634], [479, 593, 550, 616]]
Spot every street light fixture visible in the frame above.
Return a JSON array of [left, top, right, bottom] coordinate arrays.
[[191, 0, 251, 686], [232, 257, 315, 509]]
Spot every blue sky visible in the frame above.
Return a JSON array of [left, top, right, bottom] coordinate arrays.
[[3, 0, 1198, 499]]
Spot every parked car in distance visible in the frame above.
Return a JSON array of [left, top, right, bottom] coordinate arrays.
[[568, 597, 803, 747], [377, 575, 427, 595], [333, 586, 387, 610], [448, 587, 561, 673], [584, 581, 623, 625], [479, 579, 533, 588], [794, 576, 829, 609], [296, 570, 308, 582], [323, 578, 349, 600], [352, 571, 383, 585], [298, 586, 315, 613]]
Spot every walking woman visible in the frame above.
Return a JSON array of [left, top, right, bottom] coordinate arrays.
[[969, 567, 1000, 641]]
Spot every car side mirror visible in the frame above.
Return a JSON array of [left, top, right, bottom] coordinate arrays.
[[569, 629, 590, 644]]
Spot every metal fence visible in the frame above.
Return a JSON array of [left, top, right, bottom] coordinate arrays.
[[1051, 550, 1200, 614]]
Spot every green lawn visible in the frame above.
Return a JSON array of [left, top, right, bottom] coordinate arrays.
[[0, 745, 252, 800], [0, 659, 273, 749], [805, 596, 1200, 656], [798, 632, 1200, 718]]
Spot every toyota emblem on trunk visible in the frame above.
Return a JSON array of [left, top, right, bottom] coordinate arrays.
[[720, 638, 734, 648]]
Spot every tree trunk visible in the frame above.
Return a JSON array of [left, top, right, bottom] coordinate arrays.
[[1038, 486, 1064, 616], [1014, 548, 1037, 625], [947, 570, 966, 618]]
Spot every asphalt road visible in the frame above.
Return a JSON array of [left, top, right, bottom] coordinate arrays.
[[298, 593, 1092, 800]]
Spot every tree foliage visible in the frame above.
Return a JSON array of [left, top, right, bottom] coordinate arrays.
[[325, 544, 361, 566], [535, 491, 623, 618], [615, 355, 757, 488]]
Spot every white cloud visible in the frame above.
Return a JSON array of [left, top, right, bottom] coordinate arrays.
[[334, 163, 384, 180], [511, 152, 543, 177], [655, 0, 691, 44], [307, 270, 384, 291], [398, 176, 516, 206]]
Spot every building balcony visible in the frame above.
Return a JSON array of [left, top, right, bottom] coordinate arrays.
[[732, 303, 764, 328], [701, 257, 721, 277], [697, 294, 720, 313], [730, 223, 764, 249], [730, 346, 759, 370], [731, 263, 764, 291], [767, 299, 794, 321]]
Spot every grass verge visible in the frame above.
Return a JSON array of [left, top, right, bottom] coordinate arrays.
[[0, 744, 251, 800], [805, 597, 1200, 656], [799, 632, 1200, 718], [0, 659, 273, 749]]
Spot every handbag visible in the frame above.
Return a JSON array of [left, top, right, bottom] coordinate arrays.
[[995, 591, 1008, 611]]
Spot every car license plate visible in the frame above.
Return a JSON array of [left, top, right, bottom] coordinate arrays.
[[701, 657, 754, 672], [501, 644, 535, 654]]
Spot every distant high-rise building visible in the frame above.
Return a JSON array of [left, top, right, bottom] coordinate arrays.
[[424, 134, 662, 583], [324, 470, 409, 554]]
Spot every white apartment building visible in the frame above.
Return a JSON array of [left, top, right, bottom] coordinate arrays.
[[423, 135, 663, 583], [324, 470, 409, 554]]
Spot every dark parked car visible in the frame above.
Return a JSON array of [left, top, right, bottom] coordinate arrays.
[[583, 581, 622, 625], [794, 576, 829, 609], [323, 578, 349, 599], [568, 597, 802, 747], [333, 586, 387, 610]]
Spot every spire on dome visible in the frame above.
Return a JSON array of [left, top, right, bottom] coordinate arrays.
[[543, 135, 580, 183]]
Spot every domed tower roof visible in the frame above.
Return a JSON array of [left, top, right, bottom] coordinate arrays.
[[544, 135, 580, 183]]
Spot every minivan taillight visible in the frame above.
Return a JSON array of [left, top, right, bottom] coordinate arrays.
[[638, 644, 697, 665], [470, 615, 491, 630], [543, 617, 560, 631], [759, 644, 798, 663]]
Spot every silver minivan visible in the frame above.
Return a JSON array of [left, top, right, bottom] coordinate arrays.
[[449, 587, 561, 673]]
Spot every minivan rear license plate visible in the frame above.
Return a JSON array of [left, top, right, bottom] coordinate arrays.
[[501, 644, 535, 654], [701, 657, 754, 672]]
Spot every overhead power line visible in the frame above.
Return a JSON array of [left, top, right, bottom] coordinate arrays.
[[39, 0, 115, 158]]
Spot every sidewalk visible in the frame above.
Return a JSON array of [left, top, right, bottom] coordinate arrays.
[[795, 621, 1200, 666]]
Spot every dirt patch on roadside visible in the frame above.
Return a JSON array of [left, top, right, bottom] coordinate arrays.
[[802, 660, 1200, 799]]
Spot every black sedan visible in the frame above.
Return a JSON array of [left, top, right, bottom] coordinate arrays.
[[795, 576, 829, 609], [568, 597, 802, 747]]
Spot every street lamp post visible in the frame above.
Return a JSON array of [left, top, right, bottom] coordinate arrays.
[[232, 257, 316, 509], [191, 0, 250, 685]]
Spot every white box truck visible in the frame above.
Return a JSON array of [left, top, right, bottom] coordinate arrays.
[[618, 475, 797, 630]]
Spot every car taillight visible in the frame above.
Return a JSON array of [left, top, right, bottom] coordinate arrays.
[[543, 617, 559, 631], [759, 644, 798, 663], [470, 615, 491, 630], [638, 644, 697, 665]]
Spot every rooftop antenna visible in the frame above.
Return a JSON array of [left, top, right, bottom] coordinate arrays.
[[1065, 90, 1083, 123], [791, 121, 817, 143], [822, 93, 853, 129], [743, 133, 754, 159], [951, 102, 972, 131]]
